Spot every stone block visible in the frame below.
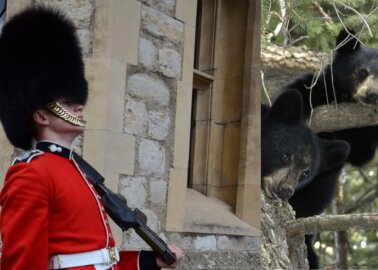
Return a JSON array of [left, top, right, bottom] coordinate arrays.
[[236, 184, 261, 230], [190, 121, 209, 190], [165, 168, 187, 231], [141, 6, 183, 45], [173, 82, 192, 169], [138, 139, 165, 177], [85, 58, 126, 132], [221, 123, 241, 187], [194, 235, 217, 251], [213, 0, 248, 79], [175, 0, 197, 27], [0, 128, 13, 185], [182, 24, 195, 85], [194, 88, 211, 121], [127, 73, 170, 106], [139, 0, 175, 15], [149, 179, 167, 205], [238, 236, 260, 252], [169, 233, 194, 249], [217, 236, 237, 251], [76, 28, 92, 57], [158, 48, 182, 78], [34, 0, 95, 28], [221, 78, 243, 122], [179, 250, 260, 270], [119, 176, 147, 209], [148, 111, 170, 140], [32, 0, 94, 57], [93, 0, 140, 65], [207, 122, 224, 187], [211, 78, 242, 123], [83, 129, 135, 177], [139, 38, 158, 71], [7, 0, 32, 18], [124, 97, 148, 136]]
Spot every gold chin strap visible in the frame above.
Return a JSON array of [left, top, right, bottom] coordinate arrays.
[[46, 102, 86, 127]]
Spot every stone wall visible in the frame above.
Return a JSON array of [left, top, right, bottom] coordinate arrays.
[[1, 0, 261, 269]]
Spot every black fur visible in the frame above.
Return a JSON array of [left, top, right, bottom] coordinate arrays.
[[278, 29, 378, 167], [0, 6, 88, 149], [265, 89, 350, 268], [262, 90, 321, 200]]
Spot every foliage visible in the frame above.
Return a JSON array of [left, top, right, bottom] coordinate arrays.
[[262, 1, 378, 267], [262, 0, 378, 51], [312, 157, 378, 268]]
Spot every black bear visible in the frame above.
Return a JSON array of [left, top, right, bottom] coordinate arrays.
[[262, 90, 321, 201], [277, 29, 378, 167], [289, 138, 349, 269], [262, 90, 350, 268]]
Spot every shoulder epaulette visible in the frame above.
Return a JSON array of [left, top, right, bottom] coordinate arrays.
[[12, 150, 44, 165]]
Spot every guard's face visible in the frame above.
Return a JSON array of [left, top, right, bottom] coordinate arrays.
[[45, 98, 86, 135], [46, 99, 86, 128]]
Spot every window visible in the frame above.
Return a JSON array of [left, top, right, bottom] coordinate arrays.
[[189, 0, 245, 208], [166, 0, 260, 235]]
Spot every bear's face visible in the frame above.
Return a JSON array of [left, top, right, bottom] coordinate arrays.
[[262, 90, 321, 200], [332, 29, 378, 106]]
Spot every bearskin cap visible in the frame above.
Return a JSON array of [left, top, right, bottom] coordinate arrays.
[[0, 6, 88, 150]]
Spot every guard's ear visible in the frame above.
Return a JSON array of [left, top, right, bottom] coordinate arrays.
[[336, 28, 361, 54], [270, 90, 303, 124], [32, 109, 50, 126]]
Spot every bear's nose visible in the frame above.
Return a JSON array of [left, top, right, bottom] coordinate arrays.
[[279, 184, 294, 200], [365, 91, 378, 104]]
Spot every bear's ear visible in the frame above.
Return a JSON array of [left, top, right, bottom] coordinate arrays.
[[270, 90, 303, 124], [318, 139, 350, 174], [336, 28, 361, 54]]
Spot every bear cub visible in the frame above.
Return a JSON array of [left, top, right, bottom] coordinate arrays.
[[262, 89, 350, 269], [262, 90, 321, 200], [277, 29, 378, 167]]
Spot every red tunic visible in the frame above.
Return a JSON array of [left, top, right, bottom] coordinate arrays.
[[0, 142, 158, 270]]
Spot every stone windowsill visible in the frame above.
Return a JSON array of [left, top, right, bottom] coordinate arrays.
[[183, 189, 261, 236]]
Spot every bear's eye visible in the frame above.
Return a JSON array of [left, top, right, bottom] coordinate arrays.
[[281, 153, 290, 164], [301, 170, 310, 178], [357, 68, 369, 82]]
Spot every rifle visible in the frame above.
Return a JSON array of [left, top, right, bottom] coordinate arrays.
[[73, 153, 177, 265]]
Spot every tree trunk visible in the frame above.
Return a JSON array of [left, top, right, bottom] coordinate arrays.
[[332, 175, 348, 269], [261, 194, 308, 269]]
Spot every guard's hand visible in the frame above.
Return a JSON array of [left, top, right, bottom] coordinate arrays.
[[156, 244, 183, 269]]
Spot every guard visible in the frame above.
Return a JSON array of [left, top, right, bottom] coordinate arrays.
[[0, 6, 182, 270]]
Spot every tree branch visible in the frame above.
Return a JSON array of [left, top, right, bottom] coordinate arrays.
[[345, 189, 378, 213], [286, 213, 378, 237], [308, 102, 378, 133]]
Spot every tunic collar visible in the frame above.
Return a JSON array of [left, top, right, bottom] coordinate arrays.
[[36, 141, 73, 159]]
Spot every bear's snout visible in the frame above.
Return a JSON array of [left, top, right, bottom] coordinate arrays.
[[278, 183, 294, 200], [365, 90, 378, 104]]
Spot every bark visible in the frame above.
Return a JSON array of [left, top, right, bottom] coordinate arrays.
[[261, 194, 308, 269], [332, 175, 348, 269], [261, 44, 329, 71], [309, 102, 378, 133], [286, 213, 378, 237]]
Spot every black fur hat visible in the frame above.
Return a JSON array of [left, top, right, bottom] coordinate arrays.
[[0, 6, 88, 150]]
